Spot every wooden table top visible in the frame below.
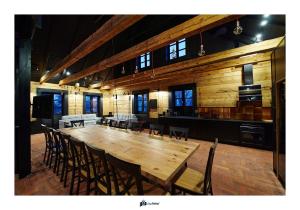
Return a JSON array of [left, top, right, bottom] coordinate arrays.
[[59, 125, 199, 184]]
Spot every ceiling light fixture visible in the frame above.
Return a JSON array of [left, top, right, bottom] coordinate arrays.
[[198, 32, 206, 57], [263, 14, 270, 18], [66, 71, 71, 76], [233, 19, 243, 35], [255, 33, 262, 42], [260, 20, 268, 26], [121, 63, 125, 75], [134, 57, 139, 74]]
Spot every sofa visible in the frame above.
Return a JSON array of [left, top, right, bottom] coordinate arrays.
[[105, 113, 138, 128], [59, 114, 101, 128]]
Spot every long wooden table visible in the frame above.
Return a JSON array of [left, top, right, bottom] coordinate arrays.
[[59, 125, 199, 186]]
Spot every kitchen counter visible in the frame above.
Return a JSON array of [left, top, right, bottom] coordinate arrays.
[[160, 115, 273, 124], [158, 116, 274, 150]]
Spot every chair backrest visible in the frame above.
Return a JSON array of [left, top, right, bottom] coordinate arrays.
[[149, 124, 164, 136], [110, 119, 118, 127], [169, 126, 189, 141], [106, 153, 144, 195], [45, 126, 55, 148], [203, 138, 218, 195], [69, 138, 91, 176], [86, 144, 111, 195], [59, 133, 70, 159], [70, 120, 84, 127], [41, 124, 49, 145], [52, 129, 62, 152]]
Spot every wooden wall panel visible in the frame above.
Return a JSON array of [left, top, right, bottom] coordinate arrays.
[[253, 61, 272, 107], [103, 56, 272, 118]]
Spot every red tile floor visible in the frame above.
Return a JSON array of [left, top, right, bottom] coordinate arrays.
[[15, 133, 285, 195]]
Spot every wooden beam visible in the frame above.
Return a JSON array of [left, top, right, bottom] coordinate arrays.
[[40, 15, 144, 83], [59, 15, 240, 85], [99, 36, 283, 88]]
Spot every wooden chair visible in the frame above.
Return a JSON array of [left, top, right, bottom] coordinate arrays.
[[41, 124, 52, 164], [46, 128, 57, 169], [106, 154, 166, 195], [169, 126, 189, 141], [109, 119, 118, 127], [86, 144, 112, 195], [68, 138, 95, 195], [99, 118, 108, 125], [118, 120, 129, 129], [70, 120, 84, 127], [51, 129, 62, 174], [131, 121, 144, 132], [58, 134, 75, 188], [106, 153, 144, 195], [171, 138, 218, 195], [149, 124, 164, 136]]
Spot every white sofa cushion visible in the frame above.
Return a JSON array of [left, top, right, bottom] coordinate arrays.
[[82, 114, 97, 120], [59, 114, 99, 128], [62, 115, 81, 122]]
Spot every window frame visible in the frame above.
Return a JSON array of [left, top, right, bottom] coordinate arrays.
[[41, 92, 63, 116], [83, 92, 103, 116], [84, 95, 99, 114], [139, 52, 151, 70], [169, 83, 196, 116], [133, 90, 149, 114], [168, 38, 187, 62]]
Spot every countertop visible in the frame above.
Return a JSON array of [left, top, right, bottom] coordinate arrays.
[[159, 115, 273, 124]]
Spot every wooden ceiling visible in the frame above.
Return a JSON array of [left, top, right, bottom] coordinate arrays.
[[28, 15, 285, 87], [40, 15, 144, 83], [58, 15, 240, 86]]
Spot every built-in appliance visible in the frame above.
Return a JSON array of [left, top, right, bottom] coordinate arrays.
[[238, 64, 262, 102], [240, 123, 265, 146]]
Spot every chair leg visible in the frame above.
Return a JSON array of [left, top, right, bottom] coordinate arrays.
[[86, 180, 91, 195], [69, 167, 75, 195], [60, 159, 66, 182], [49, 151, 53, 169], [53, 152, 58, 173], [76, 176, 81, 195], [43, 146, 48, 163], [56, 157, 61, 176], [46, 148, 51, 166], [64, 165, 69, 187]]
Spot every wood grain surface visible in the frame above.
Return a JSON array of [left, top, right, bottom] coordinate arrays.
[[59, 125, 200, 185]]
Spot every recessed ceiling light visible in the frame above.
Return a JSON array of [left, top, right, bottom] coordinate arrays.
[[260, 20, 268, 26], [263, 14, 270, 18], [66, 71, 71, 76], [255, 34, 262, 42]]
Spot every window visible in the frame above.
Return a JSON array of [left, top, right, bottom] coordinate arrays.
[[134, 92, 148, 114], [169, 38, 186, 60], [53, 93, 62, 115], [85, 95, 99, 114], [170, 84, 196, 116], [174, 89, 193, 107], [42, 92, 62, 115], [140, 52, 151, 69]]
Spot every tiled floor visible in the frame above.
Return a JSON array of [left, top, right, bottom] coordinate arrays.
[[15, 133, 285, 195]]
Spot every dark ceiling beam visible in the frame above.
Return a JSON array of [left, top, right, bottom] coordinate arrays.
[[40, 15, 145, 84], [59, 15, 240, 85]]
